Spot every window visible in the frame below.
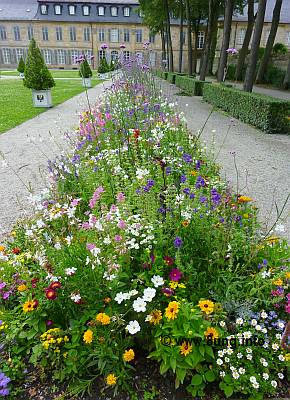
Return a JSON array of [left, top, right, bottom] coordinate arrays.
[[110, 28, 119, 43], [287, 31, 290, 46], [123, 7, 130, 17], [0, 26, 7, 40], [16, 48, 24, 62], [123, 50, 130, 61], [57, 49, 65, 64], [111, 7, 118, 16], [71, 49, 79, 64], [69, 26, 76, 41], [13, 26, 21, 41], [111, 50, 118, 62], [197, 31, 205, 49], [42, 27, 49, 41], [136, 29, 142, 43], [44, 49, 52, 64], [2, 48, 11, 64], [28, 25, 33, 40], [99, 28, 105, 42], [149, 32, 155, 43], [56, 26, 62, 41], [98, 6, 105, 16], [84, 27, 90, 42], [82, 6, 90, 16], [68, 5, 76, 15], [40, 4, 48, 15], [124, 29, 130, 42], [84, 50, 92, 64], [237, 28, 246, 45], [54, 5, 61, 15], [98, 49, 106, 60]]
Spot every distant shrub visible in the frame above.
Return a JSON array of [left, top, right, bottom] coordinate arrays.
[[79, 58, 92, 78], [272, 43, 288, 55], [17, 57, 25, 74], [175, 75, 210, 96]]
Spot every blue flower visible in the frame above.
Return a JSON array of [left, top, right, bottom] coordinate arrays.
[[182, 153, 193, 163], [174, 236, 183, 248]]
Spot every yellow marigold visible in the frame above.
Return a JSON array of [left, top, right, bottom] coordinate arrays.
[[83, 329, 93, 344], [106, 374, 117, 386], [165, 301, 180, 320], [0, 245, 5, 252], [238, 195, 253, 203], [23, 300, 37, 313], [182, 220, 189, 227], [17, 284, 28, 292], [96, 312, 111, 325], [273, 278, 283, 286], [204, 327, 219, 340], [180, 341, 192, 356], [198, 300, 215, 314], [285, 272, 290, 279], [147, 309, 162, 325], [123, 349, 135, 362]]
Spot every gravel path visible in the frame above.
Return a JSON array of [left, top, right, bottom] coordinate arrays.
[[161, 80, 290, 241], [0, 81, 111, 240]]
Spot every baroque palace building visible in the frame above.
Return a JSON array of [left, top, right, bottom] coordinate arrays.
[[0, 0, 205, 69]]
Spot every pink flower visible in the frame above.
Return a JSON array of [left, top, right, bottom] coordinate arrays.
[[116, 192, 125, 203], [118, 220, 127, 229], [120, 43, 126, 49], [114, 235, 122, 242], [169, 268, 183, 282], [71, 198, 81, 207], [285, 303, 290, 314], [105, 112, 112, 120], [86, 243, 96, 251], [89, 186, 105, 209]]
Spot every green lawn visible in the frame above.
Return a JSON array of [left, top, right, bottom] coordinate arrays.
[[0, 69, 99, 78], [0, 78, 101, 134]]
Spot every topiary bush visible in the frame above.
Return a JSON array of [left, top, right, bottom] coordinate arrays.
[[17, 57, 25, 74], [79, 57, 92, 78], [175, 75, 210, 96], [203, 83, 290, 134], [24, 38, 55, 90], [98, 58, 110, 74]]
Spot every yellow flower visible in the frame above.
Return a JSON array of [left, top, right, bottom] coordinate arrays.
[[273, 278, 283, 286], [165, 301, 180, 320], [42, 341, 50, 349], [285, 272, 290, 279], [190, 170, 198, 176], [169, 281, 178, 289], [182, 220, 189, 227], [11, 231, 16, 237], [266, 236, 280, 245], [63, 335, 69, 342], [123, 349, 135, 362], [198, 300, 215, 314], [54, 348, 60, 353], [0, 245, 5, 252], [243, 213, 249, 219], [23, 300, 37, 313], [204, 327, 219, 340], [285, 353, 290, 362], [96, 312, 111, 325], [83, 329, 93, 344], [106, 374, 117, 386], [238, 195, 253, 203], [17, 284, 28, 292], [147, 309, 162, 325], [179, 341, 192, 356], [178, 283, 186, 289]]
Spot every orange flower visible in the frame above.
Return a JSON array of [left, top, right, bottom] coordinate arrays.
[[204, 327, 219, 340], [123, 349, 135, 362], [182, 220, 189, 227], [180, 341, 192, 356], [165, 301, 180, 320], [83, 329, 93, 344], [238, 195, 253, 203], [198, 300, 215, 314], [96, 313, 111, 325]]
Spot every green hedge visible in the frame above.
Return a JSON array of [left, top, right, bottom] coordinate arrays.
[[175, 75, 210, 96], [167, 72, 176, 84], [203, 83, 290, 134]]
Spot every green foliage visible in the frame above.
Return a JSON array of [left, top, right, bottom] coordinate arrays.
[[264, 65, 287, 89], [272, 42, 288, 55], [175, 75, 209, 96], [203, 83, 290, 134], [79, 58, 92, 78], [98, 58, 110, 74], [17, 57, 25, 74], [23, 38, 55, 90], [258, 47, 266, 59], [166, 72, 176, 84]]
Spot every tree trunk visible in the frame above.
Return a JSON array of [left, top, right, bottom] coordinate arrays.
[[282, 53, 290, 90], [192, 19, 200, 74], [235, 0, 255, 81], [217, 0, 234, 82], [200, 0, 216, 81], [161, 29, 167, 67], [256, 0, 283, 83], [243, 0, 267, 92], [178, 2, 184, 73], [208, 8, 219, 75], [164, 0, 174, 72], [185, 0, 193, 75]]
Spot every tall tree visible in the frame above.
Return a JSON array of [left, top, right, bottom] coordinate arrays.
[[256, 0, 283, 83], [217, 0, 234, 82], [208, 2, 221, 75], [164, 0, 174, 71], [185, 0, 193, 75], [178, 1, 184, 73], [200, 0, 215, 80], [243, 0, 267, 92], [235, 0, 255, 81], [282, 53, 290, 90]]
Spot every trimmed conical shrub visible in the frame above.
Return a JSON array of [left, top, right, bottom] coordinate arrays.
[[79, 57, 92, 78], [98, 58, 110, 74], [24, 38, 55, 90], [17, 56, 25, 74]]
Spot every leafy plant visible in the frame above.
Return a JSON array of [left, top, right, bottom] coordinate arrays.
[[79, 57, 92, 79], [17, 57, 25, 74]]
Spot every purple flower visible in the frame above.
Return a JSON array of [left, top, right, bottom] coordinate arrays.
[[169, 268, 183, 282], [189, 192, 195, 200], [101, 43, 108, 50], [180, 175, 187, 183], [162, 287, 174, 296], [183, 188, 190, 195], [174, 236, 183, 248], [195, 176, 205, 189], [120, 43, 126, 49], [200, 196, 207, 204], [211, 188, 221, 206], [182, 153, 192, 163]]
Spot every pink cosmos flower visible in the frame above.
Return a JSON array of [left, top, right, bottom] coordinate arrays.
[[71, 198, 81, 207], [116, 192, 125, 203], [114, 235, 122, 242], [285, 303, 290, 314], [169, 268, 183, 282], [118, 220, 127, 229], [86, 243, 96, 251]]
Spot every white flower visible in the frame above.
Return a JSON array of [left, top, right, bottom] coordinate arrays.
[[260, 358, 266, 364], [133, 297, 147, 313], [103, 272, 116, 281], [250, 376, 257, 383], [226, 348, 233, 355], [263, 361, 268, 367], [246, 354, 252, 360], [278, 354, 285, 361], [151, 275, 164, 288], [246, 348, 252, 354], [262, 328, 267, 334], [236, 318, 244, 325], [278, 321, 285, 329], [260, 311, 268, 319], [142, 287, 156, 302], [126, 320, 141, 335], [114, 292, 125, 304], [219, 321, 226, 328], [65, 267, 77, 276], [244, 331, 252, 339], [36, 219, 45, 228], [218, 350, 224, 357], [70, 293, 81, 303], [129, 289, 138, 297], [136, 168, 149, 180], [263, 373, 269, 380], [255, 324, 262, 331], [54, 242, 61, 250], [239, 368, 245, 375], [275, 224, 285, 232], [103, 236, 111, 244], [252, 382, 260, 389], [276, 333, 282, 340], [220, 371, 225, 377], [251, 319, 257, 327], [263, 342, 269, 349], [232, 371, 240, 380], [272, 343, 279, 351], [278, 373, 284, 379], [237, 353, 243, 359], [224, 357, 230, 363], [216, 358, 223, 366], [145, 314, 152, 322], [271, 380, 277, 388], [261, 270, 271, 278]]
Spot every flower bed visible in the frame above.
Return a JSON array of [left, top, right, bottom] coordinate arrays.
[[0, 61, 289, 399]]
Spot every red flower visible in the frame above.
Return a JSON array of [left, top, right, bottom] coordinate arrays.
[[31, 278, 39, 288], [12, 247, 21, 254], [49, 281, 61, 290], [133, 129, 140, 138], [45, 289, 57, 300], [32, 299, 39, 309], [164, 256, 174, 266], [169, 268, 183, 282]]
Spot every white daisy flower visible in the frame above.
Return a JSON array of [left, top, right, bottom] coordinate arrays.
[[278, 354, 285, 361], [278, 373, 284, 380], [216, 358, 223, 366], [133, 297, 147, 313], [236, 318, 244, 325], [126, 320, 141, 335], [271, 380, 277, 388], [142, 287, 156, 302], [263, 373, 269, 380], [151, 275, 164, 288]]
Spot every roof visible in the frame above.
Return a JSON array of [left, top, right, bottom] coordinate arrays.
[[233, 0, 290, 24], [38, 0, 139, 3], [0, 0, 38, 20]]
